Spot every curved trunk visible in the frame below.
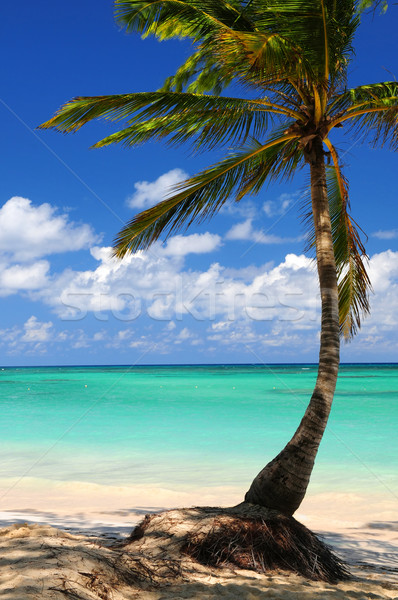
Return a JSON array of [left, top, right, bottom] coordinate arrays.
[[245, 137, 340, 516]]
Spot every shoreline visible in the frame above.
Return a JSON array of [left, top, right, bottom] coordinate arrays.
[[1, 509, 397, 577], [1, 478, 397, 598], [1, 484, 397, 576]]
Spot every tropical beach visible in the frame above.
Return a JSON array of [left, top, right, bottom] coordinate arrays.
[[1, 365, 397, 597], [2, 0, 398, 597]]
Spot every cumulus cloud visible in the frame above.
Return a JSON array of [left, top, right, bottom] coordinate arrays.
[[22, 316, 53, 342], [221, 200, 257, 219], [0, 260, 50, 296], [163, 233, 222, 257], [0, 197, 99, 261], [372, 229, 398, 240], [0, 316, 55, 355], [0, 197, 101, 297], [127, 168, 189, 210], [175, 327, 194, 343], [30, 246, 398, 357], [225, 218, 299, 244], [31, 233, 220, 320], [1, 246, 398, 361], [33, 235, 319, 336], [263, 192, 299, 218], [1, 192, 397, 360], [368, 250, 398, 294], [225, 219, 253, 240]]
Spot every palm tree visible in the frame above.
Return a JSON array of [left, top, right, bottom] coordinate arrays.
[[40, 0, 398, 517], [359, 0, 388, 12]]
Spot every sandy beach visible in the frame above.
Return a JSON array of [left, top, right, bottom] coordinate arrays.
[[0, 480, 397, 599]]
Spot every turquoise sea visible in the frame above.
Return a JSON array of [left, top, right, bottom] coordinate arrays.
[[0, 364, 397, 501]]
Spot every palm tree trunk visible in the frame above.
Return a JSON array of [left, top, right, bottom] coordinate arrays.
[[245, 136, 340, 516]]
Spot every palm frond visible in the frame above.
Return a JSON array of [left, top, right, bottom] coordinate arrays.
[[114, 0, 254, 42], [328, 82, 398, 150], [93, 93, 295, 151], [244, 0, 358, 85], [114, 0, 359, 94], [113, 0, 257, 98], [39, 91, 297, 151], [160, 48, 234, 95], [327, 165, 371, 339], [39, 94, 145, 133], [92, 107, 272, 151], [304, 157, 371, 340], [235, 128, 305, 198], [357, 0, 388, 14], [211, 29, 313, 87], [113, 132, 299, 257]]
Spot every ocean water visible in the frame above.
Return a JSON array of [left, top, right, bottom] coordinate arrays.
[[0, 364, 397, 501]]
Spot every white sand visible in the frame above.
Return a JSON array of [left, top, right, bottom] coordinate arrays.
[[0, 515, 397, 600], [0, 477, 397, 598]]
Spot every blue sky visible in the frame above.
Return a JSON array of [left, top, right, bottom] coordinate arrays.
[[0, 1, 397, 366]]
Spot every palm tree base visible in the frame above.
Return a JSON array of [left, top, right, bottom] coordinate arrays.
[[121, 503, 349, 584]]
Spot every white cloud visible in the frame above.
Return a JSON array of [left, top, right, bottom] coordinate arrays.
[[175, 327, 193, 343], [368, 250, 398, 294], [22, 316, 53, 342], [117, 329, 135, 342], [71, 330, 91, 349], [0, 260, 50, 296], [0, 192, 397, 359], [0, 316, 56, 354], [360, 250, 398, 332], [225, 218, 298, 244], [32, 233, 223, 320], [33, 234, 319, 338], [225, 219, 252, 240], [93, 331, 106, 341], [58, 242, 398, 354], [372, 229, 398, 240], [163, 233, 222, 257], [0, 197, 99, 261], [221, 200, 257, 219], [127, 169, 189, 210], [263, 193, 298, 218]]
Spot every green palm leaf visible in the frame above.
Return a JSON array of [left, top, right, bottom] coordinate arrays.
[[211, 29, 313, 87], [160, 48, 235, 95], [115, 0, 358, 92], [114, 0, 253, 41], [113, 132, 299, 256], [39, 91, 300, 150], [327, 165, 371, 339], [304, 162, 371, 339], [328, 82, 398, 150]]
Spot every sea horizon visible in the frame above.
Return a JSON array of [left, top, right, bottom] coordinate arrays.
[[2, 361, 398, 368]]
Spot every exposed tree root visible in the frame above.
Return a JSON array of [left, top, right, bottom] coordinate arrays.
[[122, 503, 350, 584], [182, 514, 349, 582]]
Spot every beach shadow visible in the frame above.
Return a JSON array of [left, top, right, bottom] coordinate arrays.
[[0, 526, 136, 600], [1, 521, 396, 600], [98, 506, 165, 517], [0, 507, 167, 541], [315, 529, 398, 578], [367, 521, 398, 531], [1, 579, 392, 600], [145, 578, 391, 599]]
